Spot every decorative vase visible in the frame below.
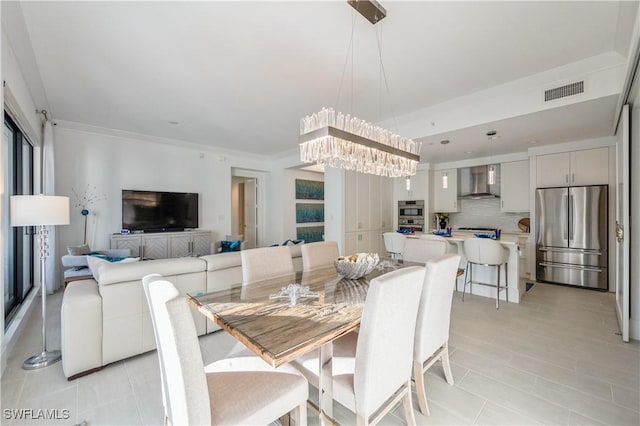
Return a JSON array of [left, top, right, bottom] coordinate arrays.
[[439, 219, 447, 230]]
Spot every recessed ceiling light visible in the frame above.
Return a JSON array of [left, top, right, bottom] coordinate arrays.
[[169, 121, 179, 125], [440, 140, 450, 145], [464, 151, 473, 154], [528, 140, 538, 144]]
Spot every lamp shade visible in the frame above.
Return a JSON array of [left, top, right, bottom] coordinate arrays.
[[10, 195, 70, 226]]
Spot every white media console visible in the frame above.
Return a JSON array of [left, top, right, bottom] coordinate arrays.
[[110, 230, 212, 259]]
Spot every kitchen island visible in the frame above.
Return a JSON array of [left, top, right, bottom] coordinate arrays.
[[413, 231, 525, 303]]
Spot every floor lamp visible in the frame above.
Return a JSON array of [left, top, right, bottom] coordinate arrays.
[[10, 194, 69, 369]]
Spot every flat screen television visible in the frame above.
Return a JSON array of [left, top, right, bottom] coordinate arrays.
[[122, 190, 198, 232]]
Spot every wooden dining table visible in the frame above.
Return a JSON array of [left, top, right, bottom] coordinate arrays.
[[188, 260, 418, 422]]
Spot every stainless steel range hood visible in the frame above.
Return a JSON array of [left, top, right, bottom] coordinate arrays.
[[458, 165, 500, 199]]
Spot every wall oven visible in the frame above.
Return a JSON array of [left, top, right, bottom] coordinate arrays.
[[398, 200, 425, 232], [399, 200, 424, 218]]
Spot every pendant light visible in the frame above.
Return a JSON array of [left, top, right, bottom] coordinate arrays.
[[440, 140, 450, 189], [406, 176, 411, 191], [488, 165, 496, 185], [486, 131, 498, 185]]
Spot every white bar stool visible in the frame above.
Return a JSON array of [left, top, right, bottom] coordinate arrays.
[[462, 238, 510, 309], [383, 232, 406, 260]]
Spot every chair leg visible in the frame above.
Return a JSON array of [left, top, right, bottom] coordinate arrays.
[[462, 264, 469, 301], [505, 262, 509, 303], [496, 265, 500, 309], [402, 382, 417, 426], [441, 343, 454, 385], [413, 360, 430, 416]]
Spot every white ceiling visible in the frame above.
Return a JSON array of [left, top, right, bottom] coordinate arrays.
[[6, 1, 638, 162]]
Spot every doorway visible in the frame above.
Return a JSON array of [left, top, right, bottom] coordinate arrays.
[[231, 172, 261, 249]]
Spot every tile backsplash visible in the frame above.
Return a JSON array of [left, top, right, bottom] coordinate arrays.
[[437, 198, 529, 233]]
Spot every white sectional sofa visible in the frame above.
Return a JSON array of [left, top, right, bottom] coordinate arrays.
[[61, 245, 304, 379]]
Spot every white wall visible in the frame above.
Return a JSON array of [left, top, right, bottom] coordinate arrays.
[[53, 125, 272, 255], [263, 164, 324, 246]]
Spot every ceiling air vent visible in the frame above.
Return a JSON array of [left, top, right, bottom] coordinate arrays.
[[544, 81, 584, 102]]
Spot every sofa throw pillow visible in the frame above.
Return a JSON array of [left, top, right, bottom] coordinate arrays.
[[86, 255, 140, 282], [67, 244, 91, 256], [221, 240, 241, 252]]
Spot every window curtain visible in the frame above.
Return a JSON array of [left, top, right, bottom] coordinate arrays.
[[42, 120, 59, 292]]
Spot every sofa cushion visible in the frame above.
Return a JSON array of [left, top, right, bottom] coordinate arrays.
[[62, 249, 133, 268], [98, 257, 207, 286], [288, 244, 303, 258], [61, 255, 90, 268], [67, 244, 91, 256], [201, 252, 242, 271], [87, 255, 140, 281]]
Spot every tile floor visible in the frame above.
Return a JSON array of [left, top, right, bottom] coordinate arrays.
[[1, 282, 639, 425]]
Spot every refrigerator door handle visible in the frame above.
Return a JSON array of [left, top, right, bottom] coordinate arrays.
[[568, 193, 573, 243], [539, 247, 602, 255], [539, 262, 603, 273]]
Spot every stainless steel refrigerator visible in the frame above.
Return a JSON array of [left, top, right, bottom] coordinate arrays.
[[536, 185, 608, 290]]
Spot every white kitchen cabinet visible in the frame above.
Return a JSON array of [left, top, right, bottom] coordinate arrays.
[[395, 170, 427, 201], [536, 147, 608, 187], [342, 171, 393, 254], [379, 177, 393, 230], [369, 175, 381, 232], [536, 152, 569, 187], [356, 172, 370, 231], [571, 147, 609, 185], [501, 160, 530, 212], [111, 230, 211, 259], [432, 168, 459, 213], [345, 171, 358, 232], [345, 171, 372, 232], [344, 231, 371, 255]]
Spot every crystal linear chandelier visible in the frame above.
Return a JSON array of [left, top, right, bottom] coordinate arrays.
[[300, 108, 420, 178], [299, 1, 421, 178]]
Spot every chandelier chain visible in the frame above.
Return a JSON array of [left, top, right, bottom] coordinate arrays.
[[375, 22, 399, 133], [335, 9, 358, 115]]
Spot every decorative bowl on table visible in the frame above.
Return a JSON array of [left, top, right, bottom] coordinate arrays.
[[334, 253, 380, 279], [433, 230, 451, 237]]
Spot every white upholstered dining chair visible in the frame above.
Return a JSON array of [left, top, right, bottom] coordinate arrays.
[[141, 274, 168, 422], [403, 237, 448, 264], [293, 266, 425, 426], [241, 246, 295, 284], [412, 254, 461, 416], [301, 241, 339, 272], [143, 278, 308, 426]]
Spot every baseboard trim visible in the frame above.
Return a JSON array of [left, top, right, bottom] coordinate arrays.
[[1, 286, 40, 377]]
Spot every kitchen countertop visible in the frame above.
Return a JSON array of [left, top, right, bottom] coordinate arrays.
[[406, 231, 525, 303], [415, 231, 525, 245]]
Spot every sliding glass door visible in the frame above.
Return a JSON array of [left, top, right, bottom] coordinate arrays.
[[4, 113, 35, 323]]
